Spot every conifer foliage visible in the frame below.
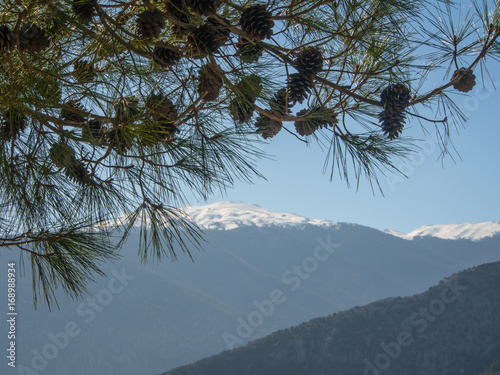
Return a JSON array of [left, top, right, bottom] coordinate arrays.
[[1, 0, 499, 307]]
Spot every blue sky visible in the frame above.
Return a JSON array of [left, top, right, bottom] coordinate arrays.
[[190, 74, 500, 233]]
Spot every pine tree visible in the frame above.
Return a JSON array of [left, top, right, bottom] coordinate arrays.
[[1, 0, 499, 308]]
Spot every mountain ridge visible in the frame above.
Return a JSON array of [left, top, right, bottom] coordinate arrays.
[[183, 201, 500, 241]]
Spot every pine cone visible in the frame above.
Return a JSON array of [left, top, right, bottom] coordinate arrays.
[[153, 45, 182, 67], [255, 114, 282, 139], [18, 23, 50, 53], [186, 24, 220, 57], [294, 109, 316, 137], [379, 83, 410, 139], [287, 73, 313, 106], [206, 17, 230, 48], [136, 9, 165, 39], [73, 60, 95, 83], [380, 83, 410, 115], [229, 96, 254, 123], [198, 64, 223, 101], [145, 93, 179, 141], [294, 106, 338, 137], [186, 0, 221, 16], [61, 100, 86, 124], [451, 68, 476, 93], [72, 0, 96, 23], [269, 88, 290, 117], [240, 5, 274, 41], [65, 161, 92, 186], [295, 47, 323, 76], [146, 93, 178, 121], [49, 142, 77, 169], [237, 37, 264, 63], [1, 109, 27, 142], [0, 25, 14, 53], [378, 112, 406, 140]]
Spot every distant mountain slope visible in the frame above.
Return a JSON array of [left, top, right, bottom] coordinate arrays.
[[162, 262, 500, 375]]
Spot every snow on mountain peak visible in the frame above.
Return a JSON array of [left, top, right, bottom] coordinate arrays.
[[406, 222, 500, 241], [380, 221, 500, 241], [182, 201, 337, 230]]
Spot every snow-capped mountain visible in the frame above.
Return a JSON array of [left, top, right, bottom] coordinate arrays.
[[182, 201, 337, 230], [380, 221, 500, 241], [183, 201, 500, 241], [405, 221, 500, 241]]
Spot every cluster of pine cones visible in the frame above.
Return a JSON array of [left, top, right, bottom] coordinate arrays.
[[287, 47, 324, 106], [0, 1, 277, 71], [0, 15, 95, 88], [251, 45, 326, 140], [59, 91, 181, 155], [378, 67, 475, 139], [144, 92, 180, 144], [3, 1, 481, 158], [125, 0, 277, 139], [254, 100, 339, 140], [1, 1, 332, 144], [131, 0, 275, 61]]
